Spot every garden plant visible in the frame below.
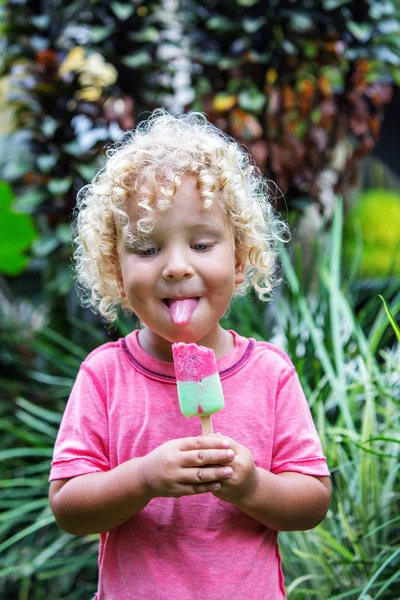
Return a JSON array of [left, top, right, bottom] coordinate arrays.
[[1, 200, 399, 599], [1, 0, 399, 598]]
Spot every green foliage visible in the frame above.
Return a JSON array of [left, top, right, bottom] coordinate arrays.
[[344, 189, 400, 278], [1, 200, 399, 598], [0, 0, 167, 299], [0, 180, 36, 275], [0, 298, 114, 598], [275, 202, 400, 599], [380, 295, 400, 341], [185, 0, 399, 206], [1, 0, 399, 306], [225, 200, 400, 599]]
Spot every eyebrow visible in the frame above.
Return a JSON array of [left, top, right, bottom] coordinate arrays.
[[187, 222, 225, 234]]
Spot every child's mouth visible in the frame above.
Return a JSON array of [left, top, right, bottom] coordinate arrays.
[[162, 298, 199, 326]]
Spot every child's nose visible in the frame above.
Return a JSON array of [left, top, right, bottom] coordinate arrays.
[[162, 247, 195, 279]]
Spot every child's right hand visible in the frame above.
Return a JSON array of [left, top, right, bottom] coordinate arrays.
[[139, 436, 235, 498]]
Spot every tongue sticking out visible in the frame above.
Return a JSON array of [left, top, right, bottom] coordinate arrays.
[[169, 298, 199, 326]]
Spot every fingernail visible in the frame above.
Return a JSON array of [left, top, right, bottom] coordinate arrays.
[[226, 450, 235, 458], [222, 439, 230, 448], [222, 467, 233, 477], [210, 482, 221, 490]]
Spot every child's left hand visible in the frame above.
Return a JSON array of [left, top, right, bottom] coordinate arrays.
[[211, 436, 260, 505]]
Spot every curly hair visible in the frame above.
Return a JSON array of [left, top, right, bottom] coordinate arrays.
[[73, 109, 289, 322]]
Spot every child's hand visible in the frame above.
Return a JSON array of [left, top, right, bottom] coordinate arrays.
[[211, 436, 260, 505], [139, 436, 236, 499]]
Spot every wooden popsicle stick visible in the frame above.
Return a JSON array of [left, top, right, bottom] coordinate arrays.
[[200, 415, 213, 435]]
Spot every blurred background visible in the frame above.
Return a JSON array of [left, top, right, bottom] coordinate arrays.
[[1, 1, 399, 598]]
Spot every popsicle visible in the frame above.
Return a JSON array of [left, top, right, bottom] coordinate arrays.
[[172, 342, 224, 434]]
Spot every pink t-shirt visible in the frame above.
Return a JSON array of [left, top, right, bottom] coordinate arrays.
[[50, 330, 329, 600]]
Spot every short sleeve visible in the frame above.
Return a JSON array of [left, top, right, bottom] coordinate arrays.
[[49, 364, 110, 481], [271, 369, 329, 477]]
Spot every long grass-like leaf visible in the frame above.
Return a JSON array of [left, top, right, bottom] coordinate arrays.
[[379, 295, 400, 341], [373, 566, 400, 599], [328, 198, 354, 428], [0, 478, 46, 488], [316, 526, 355, 561], [281, 248, 337, 386], [15, 397, 62, 424], [40, 326, 89, 359], [24, 533, 73, 575], [369, 292, 400, 352], [0, 498, 49, 522], [0, 515, 54, 553], [26, 370, 74, 387], [15, 409, 58, 438], [286, 574, 319, 596], [356, 547, 400, 599], [0, 448, 53, 459]]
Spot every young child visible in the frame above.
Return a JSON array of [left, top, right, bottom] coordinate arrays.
[[49, 110, 331, 600]]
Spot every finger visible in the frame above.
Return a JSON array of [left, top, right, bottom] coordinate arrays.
[[171, 481, 222, 497], [180, 448, 235, 467], [193, 481, 221, 494], [180, 466, 233, 484], [178, 435, 231, 451]]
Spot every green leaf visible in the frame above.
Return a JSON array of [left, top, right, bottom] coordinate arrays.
[[31, 14, 50, 30], [289, 13, 313, 34], [129, 27, 160, 43], [122, 51, 151, 68], [356, 547, 400, 600], [242, 17, 266, 34], [89, 26, 115, 43], [42, 117, 59, 137], [374, 46, 400, 66], [236, 0, 260, 6], [347, 21, 373, 42], [219, 57, 243, 70], [47, 177, 73, 196], [0, 181, 36, 275], [303, 41, 318, 59], [0, 515, 54, 554], [317, 527, 355, 561], [111, 2, 135, 20], [369, 1, 395, 20], [32, 234, 59, 258], [62, 140, 85, 157], [0, 448, 53, 460], [37, 154, 58, 173], [238, 89, 266, 113], [76, 163, 97, 182], [13, 189, 46, 213], [207, 16, 237, 32], [15, 408, 59, 438], [377, 19, 400, 35], [379, 295, 400, 341], [323, 0, 351, 10], [200, 51, 220, 66], [0, 499, 50, 524], [56, 223, 72, 244]]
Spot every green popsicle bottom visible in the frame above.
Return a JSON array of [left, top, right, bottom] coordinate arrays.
[[177, 373, 224, 417]]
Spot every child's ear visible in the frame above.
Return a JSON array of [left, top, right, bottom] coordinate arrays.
[[234, 262, 246, 285], [118, 279, 126, 297]]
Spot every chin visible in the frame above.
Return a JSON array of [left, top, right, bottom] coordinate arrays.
[[166, 326, 206, 345]]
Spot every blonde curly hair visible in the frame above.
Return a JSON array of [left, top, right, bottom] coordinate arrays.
[[73, 109, 289, 322]]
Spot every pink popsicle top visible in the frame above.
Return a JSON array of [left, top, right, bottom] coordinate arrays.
[[172, 343, 218, 382]]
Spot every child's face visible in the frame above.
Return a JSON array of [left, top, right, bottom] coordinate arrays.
[[117, 177, 245, 351]]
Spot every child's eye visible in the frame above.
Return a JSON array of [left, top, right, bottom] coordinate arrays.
[[138, 247, 160, 256], [192, 243, 211, 251]]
